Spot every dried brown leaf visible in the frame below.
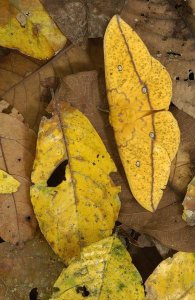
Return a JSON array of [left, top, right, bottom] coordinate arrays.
[[0, 232, 64, 300], [40, 0, 125, 44], [0, 103, 37, 244], [1, 46, 93, 132], [59, 70, 195, 252], [120, 0, 195, 119], [0, 52, 42, 95]]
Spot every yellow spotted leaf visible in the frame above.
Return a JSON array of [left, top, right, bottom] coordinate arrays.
[[145, 252, 195, 299], [50, 236, 145, 300], [0, 0, 66, 59], [104, 15, 180, 212], [31, 100, 121, 264], [0, 169, 20, 193]]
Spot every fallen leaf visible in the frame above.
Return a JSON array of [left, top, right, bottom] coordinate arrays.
[[0, 232, 64, 300], [60, 68, 195, 251], [1, 46, 93, 132], [41, 0, 125, 44], [145, 252, 195, 299], [0, 170, 20, 193], [50, 236, 145, 300], [31, 100, 121, 264], [120, 0, 195, 119], [182, 176, 195, 226], [0, 0, 66, 59], [104, 15, 180, 211], [0, 51, 42, 95], [0, 101, 37, 244]]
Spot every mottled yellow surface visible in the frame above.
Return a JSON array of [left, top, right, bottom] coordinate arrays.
[[0, 170, 20, 193], [146, 252, 195, 300], [0, 0, 66, 59], [31, 102, 120, 264], [50, 236, 145, 300], [104, 15, 180, 211]]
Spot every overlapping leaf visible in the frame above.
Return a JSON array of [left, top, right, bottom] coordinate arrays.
[[31, 100, 120, 264], [0, 0, 66, 59], [145, 252, 195, 299], [0, 101, 37, 244], [1, 46, 93, 132], [104, 15, 180, 211], [0, 232, 64, 300], [41, 0, 125, 44], [50, 236, 145, 300]]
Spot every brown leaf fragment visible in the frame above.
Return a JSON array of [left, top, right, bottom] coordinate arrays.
[[182, 176, 195, 226], [0, 232, 64, 300], [2, 46, 93, 132], [0, 102, 37, 244], [40, 0, 125, 44], [120, 0, 195, 119], [0, 52, 42, 95]]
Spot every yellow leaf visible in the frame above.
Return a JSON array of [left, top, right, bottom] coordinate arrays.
[[145, 252, 195, 299], [104, 15, 180, 212], [0, 0, 66, 59], [31, 101, 121, 264], [0, 170, 20, 193], [50, 236, 145, 300]]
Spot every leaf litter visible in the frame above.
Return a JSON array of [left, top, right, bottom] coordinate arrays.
[[0, 1, 195, 299]]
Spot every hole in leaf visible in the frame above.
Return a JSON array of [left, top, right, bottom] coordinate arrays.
[[53, 287, 60, 293], [166, 51, 181, 57], [47, 160, 68, 187], [175, 4, 182, 9], [29, 288, 38, 300], [115, 221, 122, 227], [2, 105, 12, 114], [175, 76, 180, 80], [76, 286, 90, 297], [189, 71, 194, 80], [0, 237, 5, 243], [25, 216, 31, 222]]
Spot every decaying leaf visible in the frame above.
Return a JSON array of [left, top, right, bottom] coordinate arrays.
[[183, 176, 195, 226], [145, 252, 195, 300], [0, 232, 64, 300], [31, 100, 120, 264], [104, 15, 180, 212], [0, 101, 37, 244], [1, 46, 93, 132], [0, 170, 20, 193], [0, 0, 66, 59], [50, 236, 145, 300], [120, 0, 195, 119], [41, 0, 125, 45]]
